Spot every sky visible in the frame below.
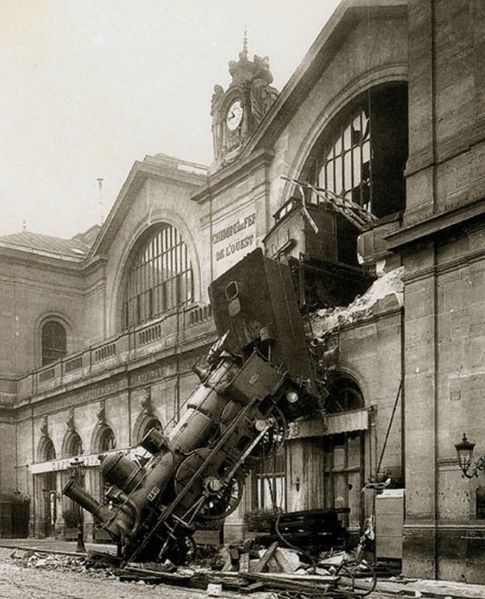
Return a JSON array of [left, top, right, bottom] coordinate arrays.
[[0, 0, 341, 239]]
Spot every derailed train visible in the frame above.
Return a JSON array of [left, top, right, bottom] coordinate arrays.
[[64, 249, 323, 563]]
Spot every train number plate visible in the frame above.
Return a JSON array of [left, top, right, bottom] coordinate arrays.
[[147, 486, 160, 502]]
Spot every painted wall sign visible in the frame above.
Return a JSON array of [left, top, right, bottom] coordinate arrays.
[[213, 212, 256, 262], [212, 211, 257, 275], [30, 447, 138, 474]]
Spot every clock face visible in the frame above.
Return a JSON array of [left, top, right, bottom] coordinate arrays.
[[226, 100, 243, 131]]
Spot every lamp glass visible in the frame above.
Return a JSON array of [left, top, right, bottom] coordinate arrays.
[[455, 434, 475, 473]]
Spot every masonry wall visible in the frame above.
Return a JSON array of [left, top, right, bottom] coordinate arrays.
[[0, 256, 86, 377], [405, 0, 485, 225], [196, 155, 272, 288], [402, 0, 485, 583]]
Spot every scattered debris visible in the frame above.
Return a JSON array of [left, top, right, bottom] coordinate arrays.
[[311, 266, 404, 338], [8, 540, 378, 596]]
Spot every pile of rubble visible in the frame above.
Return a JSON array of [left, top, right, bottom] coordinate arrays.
[[10, 549, 114, 578], [9, 544, 375, 596], [97, 543, 373, 596], [310, 266, 404, 338]]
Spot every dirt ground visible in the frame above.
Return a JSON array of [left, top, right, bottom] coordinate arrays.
[[0, 547, 216, 599]]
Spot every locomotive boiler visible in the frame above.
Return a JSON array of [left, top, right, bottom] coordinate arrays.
[[63, 249, 321, 563]]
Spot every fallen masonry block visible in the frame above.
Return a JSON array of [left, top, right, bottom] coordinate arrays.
[[274, 547, 301, 573]]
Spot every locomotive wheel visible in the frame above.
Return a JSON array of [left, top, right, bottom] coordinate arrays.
[[250, 406, 287, 462], [199, 472, 243, 520], [220, 403, 287, 462], [174, 448, 243, 521]]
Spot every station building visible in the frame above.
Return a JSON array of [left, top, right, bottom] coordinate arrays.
[[1, 0, 485, 583]]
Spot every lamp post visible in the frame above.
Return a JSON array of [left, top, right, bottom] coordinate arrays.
[[455, 433, 485, 478], [68, 457, 86, 553]]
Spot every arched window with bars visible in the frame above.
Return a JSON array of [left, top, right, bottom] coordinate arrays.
[[122, 224, 194, 328]]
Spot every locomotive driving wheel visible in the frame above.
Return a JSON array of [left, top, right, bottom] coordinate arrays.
[[174, 448, 244, 521], [220, 403, 287, 462], [250, 406, 287, 462]]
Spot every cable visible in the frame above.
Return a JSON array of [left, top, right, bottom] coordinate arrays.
[[376, 379, 403, 477]]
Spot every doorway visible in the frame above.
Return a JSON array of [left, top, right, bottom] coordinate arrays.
[[41, 472, 57, 537]]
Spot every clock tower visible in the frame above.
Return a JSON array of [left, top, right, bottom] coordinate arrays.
[[210, 35, 279, 170]]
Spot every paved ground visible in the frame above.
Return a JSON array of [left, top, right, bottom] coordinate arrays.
[[0, 547, 213, 599]]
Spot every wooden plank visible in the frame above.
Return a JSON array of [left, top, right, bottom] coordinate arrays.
[[253, 542, 279, 573], [239, 571, 332, 593], [240, 582, 265, 593], [241, 571, 338, 582]]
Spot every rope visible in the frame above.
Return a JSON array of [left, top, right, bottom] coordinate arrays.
[[376, 379, 403, 477]]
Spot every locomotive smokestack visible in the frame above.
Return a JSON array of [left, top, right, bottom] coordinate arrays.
[[63, 479, 112, 524]]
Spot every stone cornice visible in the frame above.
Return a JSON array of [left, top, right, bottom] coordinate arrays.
[[0, 246, 84, 274], [87, 158, 207, 261], [402, 242, 485, 285], [386, 197, 485, 251], [191, 149, 274, 204]]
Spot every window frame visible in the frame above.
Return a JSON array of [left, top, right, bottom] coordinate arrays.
[[301, 82, 408, 219], [122, 224, 194, 329], [41, 320, 67, 366]]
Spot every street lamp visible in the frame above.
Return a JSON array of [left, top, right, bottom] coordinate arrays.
[[68, 457, 86, 552], [455, 433, 485, 479]]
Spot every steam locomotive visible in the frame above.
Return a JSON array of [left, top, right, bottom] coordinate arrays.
[[64, 249, 321, 563]]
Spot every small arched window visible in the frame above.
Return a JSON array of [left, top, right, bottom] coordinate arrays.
[[122, 224, 194, 328], [99, 427, 116, 452], [41, 437, 56, 462], [42, 321, 67, 366], [65, 432, 83, 458], [326, 377, 364, 414]]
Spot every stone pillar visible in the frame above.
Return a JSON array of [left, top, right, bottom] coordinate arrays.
[[402, 244, 438, 578]]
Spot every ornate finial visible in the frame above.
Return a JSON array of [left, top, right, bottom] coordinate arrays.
[[97, 399, 106, 425], [240, 27, 248, 60], [67, 408, 75, 432], [140, 387, 152, 415]]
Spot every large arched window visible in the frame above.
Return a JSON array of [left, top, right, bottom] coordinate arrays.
[[42, 321, 67, 366], [302, 83, 408, 218], [122, 224, 194, 328]]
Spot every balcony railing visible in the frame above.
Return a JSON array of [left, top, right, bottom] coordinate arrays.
[[16, 302, 215, 402]]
